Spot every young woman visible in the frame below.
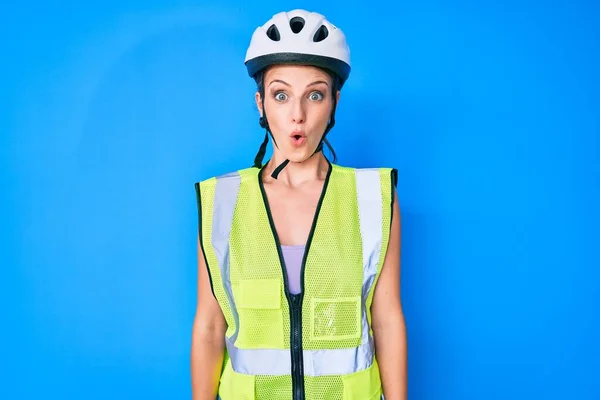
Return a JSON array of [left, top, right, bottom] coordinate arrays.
[[191, 9, 407, 400]]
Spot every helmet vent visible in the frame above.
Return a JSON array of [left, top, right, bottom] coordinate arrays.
[[266, 24, 281, 41], [290, 17, 305, 33], [313, 25, 329, 42]]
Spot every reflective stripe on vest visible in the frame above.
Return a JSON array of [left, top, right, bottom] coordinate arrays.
[[212, 171, 242, 344], [210, 168, 383, 377]]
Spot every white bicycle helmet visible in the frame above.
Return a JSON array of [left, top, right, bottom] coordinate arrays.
[[245, 10, 351, 178], [245, 9, 351, 85]]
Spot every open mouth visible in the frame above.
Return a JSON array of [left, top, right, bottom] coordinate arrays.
[[290, 134, 306, 146]]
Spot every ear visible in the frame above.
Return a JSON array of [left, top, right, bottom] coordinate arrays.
[[335, 90, 341, 104], [255, 91, 263, 117]]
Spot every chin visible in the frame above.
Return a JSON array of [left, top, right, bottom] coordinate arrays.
[[285, 148, 316, 163]]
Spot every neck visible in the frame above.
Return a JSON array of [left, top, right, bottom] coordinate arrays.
[[264, 151, 329, 187]]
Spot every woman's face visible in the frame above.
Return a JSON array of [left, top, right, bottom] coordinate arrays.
[[256, 65, 340, 163]]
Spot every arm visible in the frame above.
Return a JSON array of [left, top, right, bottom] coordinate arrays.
[[191, 236, 227, 400], [371, 188, 408, 400]]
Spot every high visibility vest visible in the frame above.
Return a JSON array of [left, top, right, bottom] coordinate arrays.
[[194, 162, 397, 400]]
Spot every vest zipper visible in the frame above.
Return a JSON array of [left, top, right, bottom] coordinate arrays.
[[290, 293, 304, 400]]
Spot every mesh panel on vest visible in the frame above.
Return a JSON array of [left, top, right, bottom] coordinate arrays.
[[304, 360, 384, 400], [301, 165, 385, 398], [255, 375, 293, 400], [228, 168, 291, 349], [303, 165, 363, 351], [305, 375, 345, 400]]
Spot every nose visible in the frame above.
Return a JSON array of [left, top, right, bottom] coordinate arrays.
[[291, 99, 306, 124]]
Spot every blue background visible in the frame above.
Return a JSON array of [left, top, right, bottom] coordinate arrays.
[[2, 0, 599, 399]]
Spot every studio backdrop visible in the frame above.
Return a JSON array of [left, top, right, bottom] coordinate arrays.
[[2, 0, 598, 399]]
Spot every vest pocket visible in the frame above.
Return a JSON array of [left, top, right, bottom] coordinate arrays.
[[341, 361, 382, 400], [310, 296, 362, 341], [235, 278, 284, 348], [219, 360, 255, 400]]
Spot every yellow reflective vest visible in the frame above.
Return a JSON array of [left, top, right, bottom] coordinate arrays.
[[194, 161, 397, 400]]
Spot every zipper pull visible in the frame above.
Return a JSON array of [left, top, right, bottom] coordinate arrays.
[[290, 293, 300, 308]]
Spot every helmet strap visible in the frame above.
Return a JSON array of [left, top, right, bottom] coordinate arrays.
[[270, 159, 290, 178], [253, 101, 279, 168], [253, 130, 269, 168]]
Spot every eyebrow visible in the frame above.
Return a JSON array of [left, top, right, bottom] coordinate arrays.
[[268, 79, 330, 88]]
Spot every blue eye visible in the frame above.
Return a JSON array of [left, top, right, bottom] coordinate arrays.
[[275, 92, 287, 101], [309, 91, 324, 101]]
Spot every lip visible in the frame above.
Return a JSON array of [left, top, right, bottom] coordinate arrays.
[[290, 131, 306, 147], [290, 130, 306, 138]]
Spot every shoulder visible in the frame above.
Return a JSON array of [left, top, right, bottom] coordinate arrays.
[[194, 166, 259, 191], [331, 163, 399, 222], [330, 163, 398, 189]]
